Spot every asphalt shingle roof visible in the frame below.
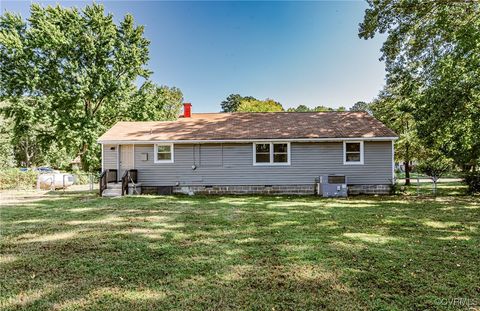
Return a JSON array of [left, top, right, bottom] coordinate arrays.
[[98, 112, 397, 142]]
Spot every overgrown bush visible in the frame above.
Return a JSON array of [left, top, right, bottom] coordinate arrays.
[[0, 169, 38, 190], [463, 172, 480, 194], [390, 179, 400, 195]]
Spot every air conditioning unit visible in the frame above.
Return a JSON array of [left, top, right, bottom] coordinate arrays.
[[317, 175, 348, 197]]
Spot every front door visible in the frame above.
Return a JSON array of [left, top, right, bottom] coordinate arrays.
[[119, 145, 134, 179]]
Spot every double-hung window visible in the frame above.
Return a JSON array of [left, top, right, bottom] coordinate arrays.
[[154, 143, 174, 163], [343, 141, 364, 165], [254, 142, 290, 165]]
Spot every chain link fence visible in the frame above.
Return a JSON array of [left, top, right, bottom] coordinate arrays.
[[0, 169, 99, 192], [36, 172, 99, 191]]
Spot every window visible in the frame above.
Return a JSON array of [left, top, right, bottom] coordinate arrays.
[[154, 144, 174, 163], [273, 143, 288, 163], [343, 141, 363, 165], [254, 142, 290, 165], [255, 143, 270, 163]]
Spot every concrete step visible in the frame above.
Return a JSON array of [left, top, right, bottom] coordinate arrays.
[[107, 182, 122, 189], [102, 188, 122, 197], [107, 182, 141, 190]]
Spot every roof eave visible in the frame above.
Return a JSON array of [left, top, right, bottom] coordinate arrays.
[[97, 136, 399, 144]]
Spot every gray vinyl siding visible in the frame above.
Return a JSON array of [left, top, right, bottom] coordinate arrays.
[[102, 144, 117, 170], [199, 144, 223, 167], [130, 141, 392, 186]]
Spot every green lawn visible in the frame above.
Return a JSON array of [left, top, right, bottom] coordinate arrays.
[[1, 190, 479, 310]]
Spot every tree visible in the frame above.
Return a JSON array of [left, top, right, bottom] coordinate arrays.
[[130, 83, 183, 121], [237, 98, 284, 112], [286, 105, 344, 112], [287, 104, 310, 112], [370, 88, 424, 186], [0, 104, 14, 168], [350, 101, 372, 114], [2, 98, 72, 168], [0, 128, 14, 168], [221, 94, 257, 112], [373, 71, 447, 190], [2, 98, 49, 167], [313, 106, 334, 112], [359, 0, 480, 171], [417, 151, 453, 195], [0, 4, 151, 171]]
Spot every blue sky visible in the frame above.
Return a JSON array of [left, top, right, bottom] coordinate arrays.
[[2, 1, 386, 112]]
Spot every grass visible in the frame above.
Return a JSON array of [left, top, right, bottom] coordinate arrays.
[[1, 189, 479, 310]]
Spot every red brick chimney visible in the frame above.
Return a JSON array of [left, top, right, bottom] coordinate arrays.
[[183, 103, 192, 118]]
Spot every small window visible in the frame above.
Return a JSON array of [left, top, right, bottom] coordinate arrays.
[[254, 142, 290, 165], [255, 143, 270, 163], [154, 144, 174, 163], [273, 143, 288, 163], [343, 141, 363, 165]]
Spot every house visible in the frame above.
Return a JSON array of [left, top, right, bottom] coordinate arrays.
[[98, 103, 397, 196]]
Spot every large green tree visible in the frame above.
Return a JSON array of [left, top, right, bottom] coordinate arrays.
[[371, 77, 424, 185], [0, 102, 14, 168], [130, 82, 183, 121], [350, 101, 372, 114], [286, 105, 346, 112], [221, 94, 257, 112], [0, 4, 151, 171], [237, 98, 284, 112], [2, 98, 46, 168], [360, 0, 480, 170]]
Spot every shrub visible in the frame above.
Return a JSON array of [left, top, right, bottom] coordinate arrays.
[[463, 171, 480, 194], [0, 168, 38, 190], [390, 179, 399, 195]]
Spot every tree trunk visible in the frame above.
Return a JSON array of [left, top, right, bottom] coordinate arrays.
[[404, 161, 411, 186], [23, 139, 32, 168], [404, 140, 411, 186], [78, 143, 89, 171]]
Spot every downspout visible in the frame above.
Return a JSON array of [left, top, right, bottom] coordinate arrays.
[[392, 140, 395, 185]]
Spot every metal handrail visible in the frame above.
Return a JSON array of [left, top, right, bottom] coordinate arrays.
[[128, 174, 137, 194], [99, 169, 118, 196], [121, 169, 139, 196], [121, 170, 129, 196], [99, 170, 107, 196]]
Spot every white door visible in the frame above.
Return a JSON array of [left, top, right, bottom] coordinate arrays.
[[119, 145, 134, 178]]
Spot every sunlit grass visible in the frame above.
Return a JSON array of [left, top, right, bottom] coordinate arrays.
[[0, 189, 478, 310], [343, 232, 401, 244]]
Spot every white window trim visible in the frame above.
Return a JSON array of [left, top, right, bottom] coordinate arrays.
[[154, 143, 174, 164], [253, 142, 291, 166], [343, 141, 364, 165]]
